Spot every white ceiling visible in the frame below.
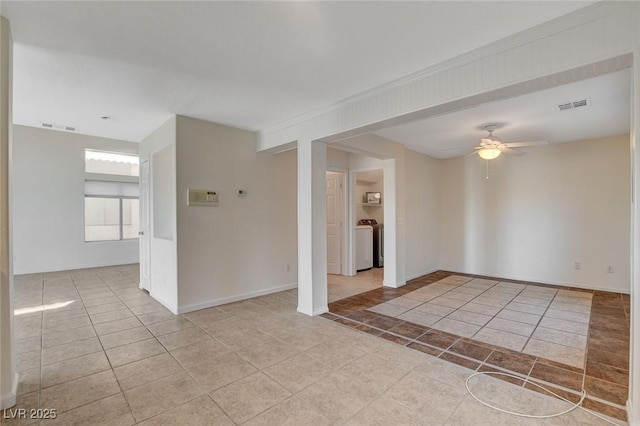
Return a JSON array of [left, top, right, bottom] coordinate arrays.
[[1, 1, 595, 142], [374, 69, 631, 159]]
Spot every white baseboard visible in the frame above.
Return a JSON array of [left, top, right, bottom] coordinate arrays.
[[14, 260, 139, 276], [177, 282, 298, 314], [439, 268, 630, 294], [628, 400, 639, 426], [149, 292, 179, 315], [405, 268, 439, 282], [296, 306, 329, 317], [0, 372, 18, 409], [383, 280, 406, 288], [313, 307, 329, 316]]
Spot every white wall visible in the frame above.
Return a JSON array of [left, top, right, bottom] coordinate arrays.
[[175, 116, 297, 312], [404, 148, 440, 280], [139, 116, 178, 312], [327, 147, 349, 170], [11, 125, 139, 274], [438, 135, 630, 293]]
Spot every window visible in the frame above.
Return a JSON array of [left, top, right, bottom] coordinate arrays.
[[84, 149, 140, 242], [85, 149, 139, 176], [84, 197, 139, 242]]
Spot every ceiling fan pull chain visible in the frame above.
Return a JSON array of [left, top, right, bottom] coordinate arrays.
[[486, 160, 489, 179]]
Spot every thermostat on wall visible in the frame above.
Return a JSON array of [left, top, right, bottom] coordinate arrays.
[[188, 189, 218, 206]]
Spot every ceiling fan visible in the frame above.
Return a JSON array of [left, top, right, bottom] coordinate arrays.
[[470, 125, 547, 160]]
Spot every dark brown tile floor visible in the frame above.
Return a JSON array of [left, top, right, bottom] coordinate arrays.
[[325, 270, 630, 422]]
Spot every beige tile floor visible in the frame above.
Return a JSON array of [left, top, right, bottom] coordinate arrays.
[[7, 265, 616, 425], [327, 268, 383, 303], [367, 275, 592, 368]]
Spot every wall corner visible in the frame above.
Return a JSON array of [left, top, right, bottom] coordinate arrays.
[[0, 372, 18, 410]]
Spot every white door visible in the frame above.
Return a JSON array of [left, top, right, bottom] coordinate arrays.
[[326, 172, 342, 275], [139, 160, 151, 291]]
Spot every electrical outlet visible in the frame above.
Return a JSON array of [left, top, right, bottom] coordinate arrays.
[[574, 262, 581, 271], [607, 266, 614, 273]]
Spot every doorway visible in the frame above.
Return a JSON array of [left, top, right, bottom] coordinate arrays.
[[326, 164, 387, 303], [354, 168, 384, 271], [326, 171, 344, 275]]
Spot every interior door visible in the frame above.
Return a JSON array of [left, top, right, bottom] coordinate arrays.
[[326, 172, 342, 275], [139, 160, 151, 291]]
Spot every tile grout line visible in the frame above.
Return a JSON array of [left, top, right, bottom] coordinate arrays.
[[75, 271, 134, 419], [92, 271, 144, 423], [464, 281, 528, 344], [519, 288, 559, 357]]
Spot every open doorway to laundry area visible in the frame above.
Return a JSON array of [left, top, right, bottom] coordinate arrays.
[[326, 149, 386, 303]]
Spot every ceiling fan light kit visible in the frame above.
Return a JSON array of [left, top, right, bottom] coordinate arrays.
[[469, 124, 548, 161], [478, 148, 501, 160]]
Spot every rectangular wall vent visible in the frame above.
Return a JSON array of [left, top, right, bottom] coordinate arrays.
[[41, 123, 76, 132], [557, 99, 591, 111]]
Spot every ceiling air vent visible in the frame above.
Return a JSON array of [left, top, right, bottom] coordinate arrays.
[[572, 99, 589, 108], [557, 99, 591, 111], [41, 123, 76, 132]]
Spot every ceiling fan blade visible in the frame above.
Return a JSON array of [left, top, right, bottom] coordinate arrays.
[[464, 151, 479, 158], [499, 146, 525, 156], [503, 140, 548, 148]]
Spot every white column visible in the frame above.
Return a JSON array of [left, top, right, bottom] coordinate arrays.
[[383, 159, 397, 287], [0, 16, 16, 410], [297, 139, 328, 316], [383, 155, 406, 288]]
